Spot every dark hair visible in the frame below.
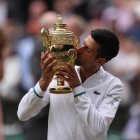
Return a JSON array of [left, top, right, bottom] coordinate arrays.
[[91, 29, 119, 62]]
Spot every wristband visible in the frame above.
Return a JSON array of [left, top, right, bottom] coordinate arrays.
[[33, 87, 44, 98], [74, 91, 86, 98]]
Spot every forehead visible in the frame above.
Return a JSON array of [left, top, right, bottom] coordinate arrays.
[[85, 35, 100, 51]]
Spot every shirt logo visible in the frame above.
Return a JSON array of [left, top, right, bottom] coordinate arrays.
[[111, 103, 114, 106], [94, 90, 100, 95], [107, 95, 119, 102]]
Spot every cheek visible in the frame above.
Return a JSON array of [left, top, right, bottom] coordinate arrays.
[[83, 55, 91, 63], [80, 51, 96, 61], [87, 55, 96, 63]]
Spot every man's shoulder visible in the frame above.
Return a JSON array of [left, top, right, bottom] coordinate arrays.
[[106, 71, 122, 84], [102, 67, 123, 86]]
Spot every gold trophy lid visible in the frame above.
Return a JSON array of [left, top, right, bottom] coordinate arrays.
[[50, 15, 74, 36], [53, 15, 68, 30], [44, 15, 80, 47]]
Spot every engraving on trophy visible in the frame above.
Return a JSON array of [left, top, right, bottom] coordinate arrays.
[[51, 37, 75, 44]]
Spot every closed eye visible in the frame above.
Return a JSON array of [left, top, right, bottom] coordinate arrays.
[[85, 46, 90, 53], [83, 42, 90, 53]]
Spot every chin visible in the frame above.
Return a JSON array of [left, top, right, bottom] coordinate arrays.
[[75, 60, 82, 66], [75, 56, 83, 66]]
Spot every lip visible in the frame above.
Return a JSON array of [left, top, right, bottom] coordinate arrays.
[[76, 53, 80, 59]]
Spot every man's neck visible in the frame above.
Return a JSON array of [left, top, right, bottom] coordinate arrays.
[[80, 66, 100, 83]]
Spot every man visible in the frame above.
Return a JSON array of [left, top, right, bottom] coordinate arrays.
[[0, 29, 6, 140], [17, 29, 123, 140]]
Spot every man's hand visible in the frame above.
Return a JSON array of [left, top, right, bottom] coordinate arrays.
[[39, 51, 59, 91], [57, 63, 81, 88]]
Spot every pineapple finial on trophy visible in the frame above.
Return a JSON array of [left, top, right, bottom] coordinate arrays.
[[57, 15, 63, 24]]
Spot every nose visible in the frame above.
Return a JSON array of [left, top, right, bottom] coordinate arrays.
[[77, 45, 84, 54]]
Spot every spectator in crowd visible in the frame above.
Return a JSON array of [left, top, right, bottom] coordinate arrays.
[[16, 0, 48, 93], [123, 90, 140, 139], [0, 29, 6, 140], [0, 30, 5, 80], [101, 0, 135, 34], [22, 11, 58, 140], [27, 0, 48, 21], [52, 0, 74, 22], [66, 15, 89, 47], [0, 0, 8, 27]]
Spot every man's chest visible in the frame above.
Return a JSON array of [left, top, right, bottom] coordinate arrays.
[[83, 83, 108, 108]]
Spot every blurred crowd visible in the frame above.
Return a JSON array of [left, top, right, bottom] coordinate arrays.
[[0, 0, 140, 139]]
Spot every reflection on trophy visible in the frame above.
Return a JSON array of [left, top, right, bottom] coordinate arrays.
[[41, 15, 80, 94]]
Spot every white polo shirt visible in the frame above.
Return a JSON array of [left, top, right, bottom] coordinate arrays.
[[17, 66, 123, 140]]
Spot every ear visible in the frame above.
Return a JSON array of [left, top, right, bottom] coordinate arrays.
[[96, 58, 106, 66]]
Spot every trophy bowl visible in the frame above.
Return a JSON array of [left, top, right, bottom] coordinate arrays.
[[41, 15, 80, 94]]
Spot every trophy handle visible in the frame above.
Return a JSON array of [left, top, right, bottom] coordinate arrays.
[[67, 49, 77, 59], [74, 36, 80, 49], [41, 28, 50, 52]]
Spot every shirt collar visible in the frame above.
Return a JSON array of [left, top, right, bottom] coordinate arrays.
[[75, 66, 105, 83]]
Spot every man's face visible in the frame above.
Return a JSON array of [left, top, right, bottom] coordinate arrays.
[[75, 35, 100, 68]]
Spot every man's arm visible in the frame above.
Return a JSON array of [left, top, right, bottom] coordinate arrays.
[[17, 51, 59, 121], [73, 79, 123, 137], [17, 82, 50, 121]]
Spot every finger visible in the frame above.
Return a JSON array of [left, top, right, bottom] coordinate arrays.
[[67, 63, 75, 73], [57, 74, 69, 83], [41, 51, 49, 66], [46, 60, 58, 71], [42, 55, 54, 70], [41, 52, 44, 56], [60, 65, 73, 76], [51, 67, 60, 75], [58, 70, 73, 80]]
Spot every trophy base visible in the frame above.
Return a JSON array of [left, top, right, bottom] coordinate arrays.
[[49, 86, 72, 94]]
